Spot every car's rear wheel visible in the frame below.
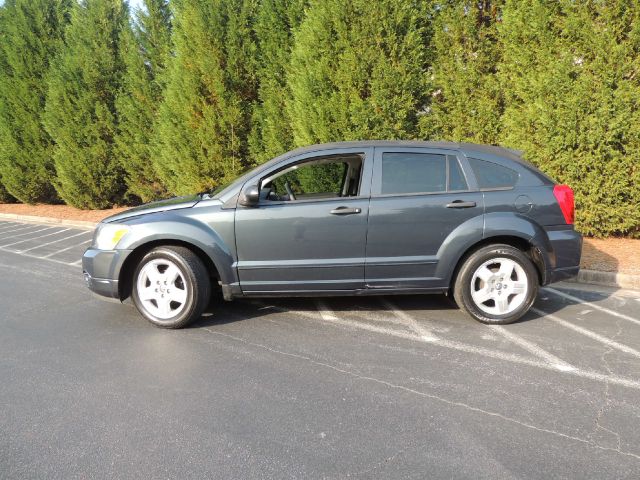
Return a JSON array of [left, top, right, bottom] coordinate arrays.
[[453, 244, 538, 324], [132, 246, 211, 329]]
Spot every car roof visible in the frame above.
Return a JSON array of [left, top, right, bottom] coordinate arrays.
[[279, 140, 523, 160]]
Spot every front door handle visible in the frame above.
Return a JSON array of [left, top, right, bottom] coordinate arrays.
[[445, 200, 477, 208], [330, 206, 362, 215]]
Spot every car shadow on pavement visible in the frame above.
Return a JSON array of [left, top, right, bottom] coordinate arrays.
[[190, 293, 460, 329]]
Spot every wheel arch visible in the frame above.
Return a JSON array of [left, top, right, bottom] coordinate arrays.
[[448, 234, 546, 293], [118, 239, 224, 302]]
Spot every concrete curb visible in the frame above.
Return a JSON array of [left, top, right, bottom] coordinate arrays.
[[567, 269, 640, 291], [0, 213, 97, 230], [1, 212, 638, 291]]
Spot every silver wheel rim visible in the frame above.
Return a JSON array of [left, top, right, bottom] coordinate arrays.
[[136, 259, 188, 321], [470, 257, 528, 316]]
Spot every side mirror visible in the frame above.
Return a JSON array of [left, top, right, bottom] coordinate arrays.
[[239, 185, 260, 207]]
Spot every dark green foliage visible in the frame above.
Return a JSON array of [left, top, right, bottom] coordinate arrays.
[[153, 0, 257, 195], [421, 0, 503, 144], [248, 0, 306, 164], [0, 0, 70, 204], [43, 0, 130, 209], [116, 0, 171, 203], [287, 0, 432, 146], [0, 180, 16, 203], [499, 0, 640, 237]]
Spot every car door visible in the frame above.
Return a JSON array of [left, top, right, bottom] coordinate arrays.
[[235, 147, 373, 293], [365, 147, 484, 289]]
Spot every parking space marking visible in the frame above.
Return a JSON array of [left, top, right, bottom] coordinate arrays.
[[533, 307, 640, 360], [0, 225, 57, 242], [544, 287, 640, 326], [0, 222, 20, 232], [379, 298, 439, 341], [298, 304, 640, 389], [489, 325, 575, 371], [0, 246, 81, 267], [40, 238, 91, 258], [18, 230, 91, 253], [271, 301, 640, 390], [0, 224, 47, 236], [0, 228, 71, 248]]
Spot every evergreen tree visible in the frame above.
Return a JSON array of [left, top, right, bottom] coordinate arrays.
[[0, 3, 15, 204], [153, 0, 257, 196], [287, 0, 432, 146], [421, 0, 503, 143], [248, 0, 306, 164], [0, 0, 70, 204], [44, 0, 130, 209], [499, 0, 640, 237], [116, 0, 172, 203]]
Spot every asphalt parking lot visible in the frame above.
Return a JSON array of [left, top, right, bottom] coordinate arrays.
[[1, 219, 639, 479]]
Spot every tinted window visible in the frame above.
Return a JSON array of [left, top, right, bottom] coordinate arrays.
[[468, 158, 519, 189], [381, 153, 446, 194], [448, 155, 468, 191]]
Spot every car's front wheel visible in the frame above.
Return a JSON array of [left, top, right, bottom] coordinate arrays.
[[132, 246, 211, 329], [453, 244, 538, 324]]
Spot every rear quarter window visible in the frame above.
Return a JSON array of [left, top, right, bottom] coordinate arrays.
[[468, 158, 519, 189]]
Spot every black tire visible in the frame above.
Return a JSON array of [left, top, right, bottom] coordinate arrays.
[[131, 246, 211, 329], [453, 244, 538, 325]]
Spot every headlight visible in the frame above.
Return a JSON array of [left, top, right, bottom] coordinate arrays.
[[93, 224, 130, 250]]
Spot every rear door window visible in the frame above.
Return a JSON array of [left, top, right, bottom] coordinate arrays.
[[468, 158, 519, 189], [381, 153, 447, 195]]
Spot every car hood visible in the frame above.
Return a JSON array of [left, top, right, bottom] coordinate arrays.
[[102, 194, 202, 223]]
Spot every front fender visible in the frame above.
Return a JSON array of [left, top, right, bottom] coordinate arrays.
[[118, 212, 237, 286]]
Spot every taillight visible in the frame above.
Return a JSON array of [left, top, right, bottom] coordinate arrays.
[[553, 184, 574, 224]]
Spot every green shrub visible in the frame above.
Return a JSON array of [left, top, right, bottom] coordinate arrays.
[[43, 0, 129, 209], [153, 0, 257, 195], [0, 0, 70, 204], [116, 0, 172, 203]]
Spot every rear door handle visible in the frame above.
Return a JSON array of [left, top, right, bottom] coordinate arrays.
[[330, 207, 362, 215], [445, 200, 477, 208]]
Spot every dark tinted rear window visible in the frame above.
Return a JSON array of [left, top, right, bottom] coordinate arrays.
[[468, 158, 519, 189], [381, 153, 446, 194]]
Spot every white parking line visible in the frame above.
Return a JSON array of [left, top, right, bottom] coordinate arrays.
[[0, 228, 70, 248], [544, 287, 640, 326], [275, 303, 640, 390], [0, 224, 45, 235], [533, 307, 640, 360], [379, 298, 439, 341], [0, 246, 80, 267], [39, 238, 92, 258], [489, 325, 575, 371], [18, 230, 91, 253], [0, 222, 20, 231], [0, 225, 57, 242]]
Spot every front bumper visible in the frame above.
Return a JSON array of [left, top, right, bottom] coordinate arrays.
[[82, 248, 133, 300]]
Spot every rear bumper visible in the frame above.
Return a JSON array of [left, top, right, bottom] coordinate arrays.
[[544, 227, 582, 285], [82, 248, 132, 300]]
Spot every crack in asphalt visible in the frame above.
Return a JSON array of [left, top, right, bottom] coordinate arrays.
[[199, 327, 640, 462], [588, 316, 623, 452]]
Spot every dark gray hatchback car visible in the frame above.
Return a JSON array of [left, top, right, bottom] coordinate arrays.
[[83, 141, 581, 328]]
